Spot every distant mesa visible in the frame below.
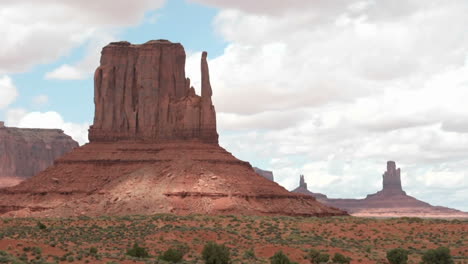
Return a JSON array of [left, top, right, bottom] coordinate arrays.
[[0, 123, 78, 188], [0, 40, 346, 217], [253, 167, 274, 181], [292, 161, 468, 218]]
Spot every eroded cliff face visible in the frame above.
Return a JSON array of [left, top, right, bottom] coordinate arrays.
[[0, 123, 78, 187], [88, 40, 218, 143]]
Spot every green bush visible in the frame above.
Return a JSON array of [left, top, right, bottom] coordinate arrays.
[[36, 221, 47, 230], [421, 247, 453, 264], [387, 248, 409, 264], [202, 241, 230, 264], [332, 253, 351, 264], [270, 251, 298, 264], [160, 248, 184, 263], [89, 247, 98, 255], [126, 243, 150, 258], [243, 248, 256, 259], [308, 249, 329, 264]]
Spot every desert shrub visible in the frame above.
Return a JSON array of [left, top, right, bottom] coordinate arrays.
[[387, 248, 409, 264], [421, 247, 453, 264], [202, 241, 230, 264], [89, 247, 98, 255], [36, 221, 47, 230], [308, 249, 330, 264], [160, 248, 184, 263], [270, 251, 298, 264], [126, 243, 150, 258], [332, 253, 351, 264], [243, 248, 256, 259]]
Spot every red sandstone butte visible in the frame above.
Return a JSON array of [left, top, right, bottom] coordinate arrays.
[[0, 122, 78, 188], [0, 40, 346, 217], [293, 161, 468, 218]]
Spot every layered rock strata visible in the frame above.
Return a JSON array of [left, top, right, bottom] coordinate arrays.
[[292, 161, 467, 218], [0, 125, 78, 188], [0, 40, 346, 217]]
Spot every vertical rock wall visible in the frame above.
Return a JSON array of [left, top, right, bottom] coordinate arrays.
[[382, 161, 405, 195], [0, 126, 78, 180], [88, 40, 218, 143]]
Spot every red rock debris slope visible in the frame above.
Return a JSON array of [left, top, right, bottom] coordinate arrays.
[[0, 122, 78, 188], [0, 40, 346, 217]]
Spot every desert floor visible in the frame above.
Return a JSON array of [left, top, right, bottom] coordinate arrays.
[[0, 215, 466, 263]]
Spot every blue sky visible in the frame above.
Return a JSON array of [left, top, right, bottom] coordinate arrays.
[[5, 0, 226, 124], [1, 0, 467, 211]]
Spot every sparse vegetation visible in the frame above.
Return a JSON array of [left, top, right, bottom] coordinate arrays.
[[270, 251, 297, 264], [160, 247, 185, 263], [308, 249, 329, 264], [202, 241, 230, 264], [126, 243, 150, 258], [421, 247, 454, 264], [387, 248, 409, 264], [332, 253, 351, 264], [0, 215, 465, 264]]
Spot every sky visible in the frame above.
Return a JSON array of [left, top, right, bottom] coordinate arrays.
[[1, 0, 467, 211]]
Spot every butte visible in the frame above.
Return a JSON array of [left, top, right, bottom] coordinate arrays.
[[293, 161, 468, 218], [0, 40, 346, 217]]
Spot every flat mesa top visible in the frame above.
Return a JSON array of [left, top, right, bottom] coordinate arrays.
[[106, 39, 181, 48]]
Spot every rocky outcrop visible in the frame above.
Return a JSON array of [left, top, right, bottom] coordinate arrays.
[[381, 161, 405, 195], [292, 175, 328, 201], [292, 161, 468, 218], [88, 40, 218, 144], [253, 167, 274, 181], [0, 40, 346, 218], [0, 125, 78, 188]]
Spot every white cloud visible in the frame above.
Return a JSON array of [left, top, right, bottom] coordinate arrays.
[[0, 75, 18, 109], [45, 32, 117, 80], [45, 64, 85, 80], [32, 95, 49, 106], [6, 110, 89, 145], [0, 0, 165, 74], [190, 0, 468, 211]]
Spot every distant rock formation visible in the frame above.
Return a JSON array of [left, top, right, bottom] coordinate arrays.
[[0, 40, 346, 218], [253, 167, 274, 181], [381, 161, 405, 195], [292, 161, 468, 218], [0, 124, 78, 188], [292, 175, 328, 201], [89, 40, 217, 144]]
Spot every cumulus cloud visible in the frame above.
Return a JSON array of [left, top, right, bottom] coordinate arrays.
[[0, 75, 18, 109], [189, 0, 468, 211], [45, 32, 117, 80], [45, 65, 86, 80], [0, 0, 165, 74], [6, 110, 89, 145]]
